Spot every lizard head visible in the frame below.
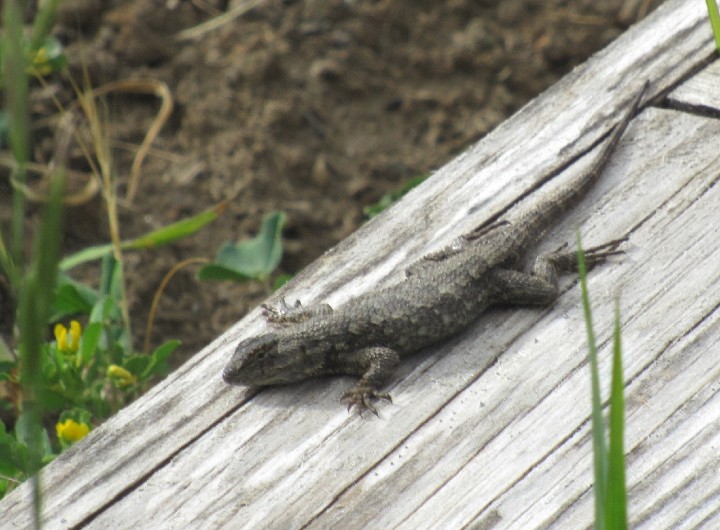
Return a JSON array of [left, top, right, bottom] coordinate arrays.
[[222, 332, 316, 386]]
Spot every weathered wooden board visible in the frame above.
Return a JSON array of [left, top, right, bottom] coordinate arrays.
[[85, 106, 720, 530], [668, 58, 720, 111], [2, 0, 718, 528]]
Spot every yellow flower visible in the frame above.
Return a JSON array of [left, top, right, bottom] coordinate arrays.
[[29, 47, 53, 76], [56, 419, 90, 444], [107, 365, 137, 387], [54, 320, 81, 353]]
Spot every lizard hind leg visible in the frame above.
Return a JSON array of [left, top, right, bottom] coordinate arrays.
[[488, 237, 626, 306], [261, 297, 334, 324]]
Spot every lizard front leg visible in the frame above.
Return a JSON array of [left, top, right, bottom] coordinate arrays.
[[261, 297, 333, 324], [489, 238, 625, 305], [339, 346, 399, 416]]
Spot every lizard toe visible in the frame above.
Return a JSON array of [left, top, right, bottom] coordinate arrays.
[[341, 385, 392, 416]]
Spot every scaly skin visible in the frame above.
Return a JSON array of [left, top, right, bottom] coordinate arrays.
[[223, 83, 648, 415]]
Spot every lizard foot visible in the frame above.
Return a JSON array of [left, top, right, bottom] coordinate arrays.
[[583, 237, 628, 267], [261, 298, 333, 324], [548, 236, 628, 272], [341, 383, 392, 416], [261, 298, 304, 323]]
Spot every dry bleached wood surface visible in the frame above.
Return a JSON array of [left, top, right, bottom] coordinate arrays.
[[3, 0, 720, 528]]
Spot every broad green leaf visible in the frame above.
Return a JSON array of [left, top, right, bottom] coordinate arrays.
[[197, 211, 285, 282]]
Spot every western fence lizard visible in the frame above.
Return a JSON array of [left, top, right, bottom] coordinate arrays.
[[223, 82, 648, 415]]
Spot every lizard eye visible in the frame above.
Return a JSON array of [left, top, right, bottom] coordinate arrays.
[[247, 335, 277, 360]]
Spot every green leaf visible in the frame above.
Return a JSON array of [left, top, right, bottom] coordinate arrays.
[[89, 295, 118, 325], [123, 340, 180, 382], [0, 421, 28, 475], [36, 386, 70, 413], [58, 407, 92, 426], [51, 273, 98, 320], [197, 211, 286, 282], [99, 253, 120, 297], [141, 339, 179, 379], [59, 203, 226, 270], [124, 355, 150, 376], [79, 322, 103, 365]]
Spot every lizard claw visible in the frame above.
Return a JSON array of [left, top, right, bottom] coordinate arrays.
[[341, 384, 392, 416], [583, 237, 628, 268]]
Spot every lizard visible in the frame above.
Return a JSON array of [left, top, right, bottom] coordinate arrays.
[[223, 82, 648, 415]]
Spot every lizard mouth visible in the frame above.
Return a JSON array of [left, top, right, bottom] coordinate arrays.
[[221, 365, 240, 384]]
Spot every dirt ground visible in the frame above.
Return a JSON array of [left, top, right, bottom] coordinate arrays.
[[1, 0, 661, 366]]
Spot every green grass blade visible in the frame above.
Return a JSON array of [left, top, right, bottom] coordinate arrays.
[[17, 171, 64, 526], [577, 232, 607, 529], [705, 0, 720, 52], [30, 0, 61, 50], [3, 0, 29, 268], [59, 203, 225, 270], [58, 243, 114, 270], [0, 228, 20, 292], [604, 302, 628, 528], [123, 203, 226, 250]]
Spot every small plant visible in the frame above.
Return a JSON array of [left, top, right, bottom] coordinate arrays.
[[577, 234, 628, 529], [0, 252, 181, 498], [198, 211, 288, 288], [0, 0, 66, 516], [0, 0, 215, 505]]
